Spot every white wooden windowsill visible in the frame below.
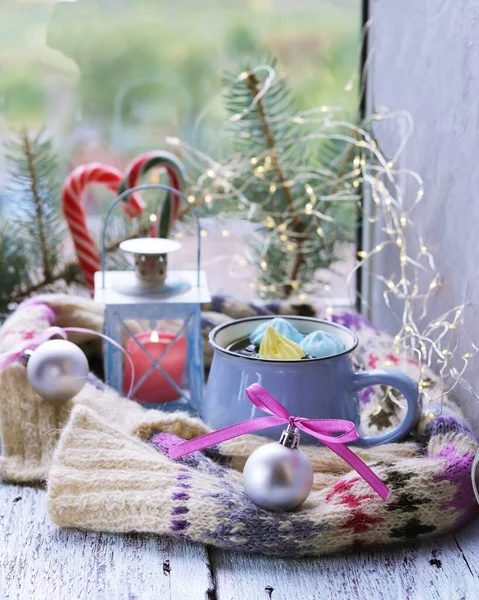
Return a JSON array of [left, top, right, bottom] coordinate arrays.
[[1, 484, 478, 599]]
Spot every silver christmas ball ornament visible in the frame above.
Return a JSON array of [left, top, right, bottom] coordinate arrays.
[[243, 426, 313, 511], [26, 339, 89, 402]]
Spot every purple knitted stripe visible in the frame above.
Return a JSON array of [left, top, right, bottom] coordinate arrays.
[[205, 489, 329, 554], [170, 468, 191, 533], [425, 416, 473, 439], [20, 299, 56, 325], [172, 520, 190, 532], [359, 387, 374, 405], [332, 311, 369, 332], [210, 294, 274, 316], [150, 431, 183, 455], [209, 295, 225, 313], [172, 506, 189, 515], [172, 491, 189, 501], [432, 442, 478, 528]]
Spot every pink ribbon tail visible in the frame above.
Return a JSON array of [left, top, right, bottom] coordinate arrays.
[[169, 383, 389, 501], [0, 326, 136, 399], [63, 327, 135, 398], [169, 416, 285, 459], [0, 327, 67, 370], [321, 439, 389, 500]]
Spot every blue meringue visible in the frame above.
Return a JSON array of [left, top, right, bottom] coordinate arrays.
[[300, 330, 344, 358], [250, 318, 304, 346]]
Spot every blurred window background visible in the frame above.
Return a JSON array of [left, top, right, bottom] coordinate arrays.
[[0, 0, 361, 301]]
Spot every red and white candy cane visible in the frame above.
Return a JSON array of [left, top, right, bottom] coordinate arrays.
[[119, 151, 186, 238], [61, 163, 145, 291]]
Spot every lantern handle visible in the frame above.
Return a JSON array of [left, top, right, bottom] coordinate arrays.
[[100, 183, 202, 290]]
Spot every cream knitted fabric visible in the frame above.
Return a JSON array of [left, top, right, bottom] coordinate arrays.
[[0, 294, 478, 556], [46, 403, 477, 556], [0, 294, 315, 483], [0, 295, 204, 482], [0, 296, 412, 483], [0, 295, 101, 482]]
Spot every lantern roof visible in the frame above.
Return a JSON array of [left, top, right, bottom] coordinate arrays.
[[94, 270, 210, 306]]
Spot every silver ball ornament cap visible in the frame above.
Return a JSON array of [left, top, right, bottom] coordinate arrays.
[[26, 339, 89, 403], [243, 428, 313, 511]]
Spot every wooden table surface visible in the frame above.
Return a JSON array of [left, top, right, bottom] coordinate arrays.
[[1, 484, 478, 600]]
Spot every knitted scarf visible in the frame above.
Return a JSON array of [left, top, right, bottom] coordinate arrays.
[[0, 295, 477, 557]]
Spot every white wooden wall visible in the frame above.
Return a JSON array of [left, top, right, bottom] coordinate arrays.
[[368, 0, 479, 431]]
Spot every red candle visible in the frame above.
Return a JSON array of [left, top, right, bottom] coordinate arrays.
[[123, 330, 187, 403]]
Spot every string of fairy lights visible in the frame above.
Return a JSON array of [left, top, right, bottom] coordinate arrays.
[[160, 63, 478, 416]]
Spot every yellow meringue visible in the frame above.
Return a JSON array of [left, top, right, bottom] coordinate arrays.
[[259, 326, 305, 360]]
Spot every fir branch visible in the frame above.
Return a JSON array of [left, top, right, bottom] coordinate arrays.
[[7, 222, 151, 305], [6, 130, 65, 278], [210, 60, 361, 299], [243, 71, 305, 298], [0, 222, 31, 309], [245, 73, 296, 220], [0, 130, 152, 310], [330, 133, 360, 196], [8, 261, 82, 303], [20, 131, 53, 281]]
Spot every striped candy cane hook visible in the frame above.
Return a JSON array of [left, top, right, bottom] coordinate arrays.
[[61, 163, 146, 291], [119, 151, 186, 238]]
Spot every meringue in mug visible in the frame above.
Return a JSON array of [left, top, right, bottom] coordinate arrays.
[[259, 326, 305, 360], [250, 317, 304, 346], [251, 317, 343, 360], [300, 330, 344, 358]]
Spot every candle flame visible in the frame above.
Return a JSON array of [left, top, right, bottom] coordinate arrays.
[[150, 330, 160, 343]]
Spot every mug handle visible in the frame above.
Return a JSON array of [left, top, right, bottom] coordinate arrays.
[[349, 369, 421, 446]]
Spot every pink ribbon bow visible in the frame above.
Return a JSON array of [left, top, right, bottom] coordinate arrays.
[[169, 383, 389, 501]]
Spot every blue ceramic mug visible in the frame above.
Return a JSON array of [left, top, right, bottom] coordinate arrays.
[[203, 316, 421, 446]]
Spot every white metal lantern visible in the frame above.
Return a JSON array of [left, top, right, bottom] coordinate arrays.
[[94, 184, 210, 413]]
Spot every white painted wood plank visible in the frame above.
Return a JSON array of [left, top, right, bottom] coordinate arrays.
[[0, 485, 213, 600], [454, 519, 479, 579], [2, 482, 478, 600], [211, 526, 479, 600]]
